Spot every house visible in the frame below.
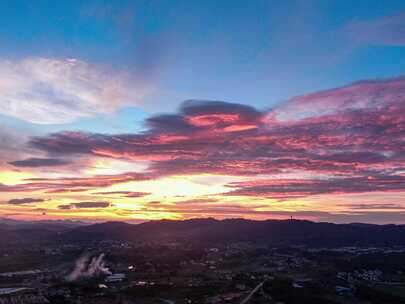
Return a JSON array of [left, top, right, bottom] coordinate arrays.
[[105, 273, 126, 283]]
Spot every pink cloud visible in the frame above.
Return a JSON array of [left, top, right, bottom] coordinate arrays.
[[26, 76, 405, 199]]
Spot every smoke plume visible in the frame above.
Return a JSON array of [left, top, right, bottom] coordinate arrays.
[[66, 253, 112, 281]]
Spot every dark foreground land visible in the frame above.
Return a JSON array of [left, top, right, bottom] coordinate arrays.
[[1, 218, 405, 304]]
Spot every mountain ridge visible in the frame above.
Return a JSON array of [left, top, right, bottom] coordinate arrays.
[[2, 217, 405, 247], [60, 218, 405, 246]]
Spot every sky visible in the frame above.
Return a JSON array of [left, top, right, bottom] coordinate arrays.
[[1, 0, 405, 224]]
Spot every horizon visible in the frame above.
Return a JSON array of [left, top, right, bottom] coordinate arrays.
[[1, 1, 405, 224], [2, 216, 405, 227]]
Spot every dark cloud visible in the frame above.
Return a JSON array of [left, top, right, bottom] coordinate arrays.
[[46, 188, 90, 194], [7, 198, 45, 205], [147, 201, 162, 205], [58, 204, 73, 210], [58, 201, 111, 209], [181, 100, 263, 130], [225, 174, 405, 199], [146, 114, 196, 134], [125, 192, 151, 198], [0, 172, 148, 193], [9, 157, 70, 167], [337, 203, 405, 210]]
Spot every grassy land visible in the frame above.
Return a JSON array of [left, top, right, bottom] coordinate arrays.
[[374, 284, 405, 299]]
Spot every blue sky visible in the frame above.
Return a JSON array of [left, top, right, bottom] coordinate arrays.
[[1, 0, 405, 134]]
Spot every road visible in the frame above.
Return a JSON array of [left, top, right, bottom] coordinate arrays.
[[239, 281, 265, 304]]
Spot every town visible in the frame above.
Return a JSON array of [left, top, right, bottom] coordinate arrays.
[[1, 235, 405, 303]]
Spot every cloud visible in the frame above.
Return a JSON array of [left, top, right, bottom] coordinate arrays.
[[147, 201, 162, 206], [0, 172, 148, 193], [58, 201, 111, 209], [7, 198, 45, 205], [225, 175, 405, 199], [180, 100, 263, 132], [30, 100, 266, 164], [139, 203, 331, 218], [9, 158, 70, 167], [138, 203, 405, 224], [174, 198, 219, 205], [347, 12, 405, 46], [19, 76, 405, 200], [93, 191, 151, 198], [337, 203, 405, 210], [272, 76, 405, 121], [0, 124, 34, 168], [318, 211, 405, 225], [0, 57, 149, 124]]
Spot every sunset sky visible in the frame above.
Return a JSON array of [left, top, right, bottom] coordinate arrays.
[[1, 0, 405, 224]]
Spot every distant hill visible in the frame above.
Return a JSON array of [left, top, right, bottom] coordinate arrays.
[[0, 218, 88, 246], [2, 218, 405, 246], [59, 218, 405, 247], [0, 217, 87, 228]]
